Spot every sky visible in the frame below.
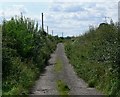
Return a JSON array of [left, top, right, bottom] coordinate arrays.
[[0, 0, 119, 37]]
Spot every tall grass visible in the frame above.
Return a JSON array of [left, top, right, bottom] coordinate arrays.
[[65, 23, 119, 96]]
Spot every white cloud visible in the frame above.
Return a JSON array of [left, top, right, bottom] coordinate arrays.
[[45, 1, 118, 36], [0, 1, 118, 36], [0, 0, 118, 2], [1, 4, 28, 19]]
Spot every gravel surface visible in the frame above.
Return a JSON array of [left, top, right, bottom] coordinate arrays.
[[29, 43, 103, 96]]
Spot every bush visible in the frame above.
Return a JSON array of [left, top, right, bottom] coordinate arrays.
[[2, 15, 58, 95], [65, 23, 119, 96]]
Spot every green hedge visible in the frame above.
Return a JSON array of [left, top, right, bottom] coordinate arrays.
[[65, 23, 120, 96], [2, 15, 58, 95]]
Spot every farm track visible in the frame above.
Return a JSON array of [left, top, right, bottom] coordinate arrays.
[[29, 43, 103, 96]]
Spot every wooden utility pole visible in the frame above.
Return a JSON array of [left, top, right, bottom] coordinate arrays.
[[47, 26, 48, 33], [52, 30, 53, 36], [62, 32, 63, 37], [42, 13, 44, 31]]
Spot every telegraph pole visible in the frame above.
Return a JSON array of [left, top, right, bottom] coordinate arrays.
[[62, 32, 63, 37], [42, 13, 44, 31], [105, 17, 107, 23], [52, 30, 53, 36], [47, 26, 48, 33]]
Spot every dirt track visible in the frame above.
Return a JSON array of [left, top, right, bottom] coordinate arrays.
[[30, 43, 103, 96]]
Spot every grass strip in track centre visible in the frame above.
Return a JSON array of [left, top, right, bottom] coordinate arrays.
[[56, 80, 70, 96], [54, 58, 63, 73]]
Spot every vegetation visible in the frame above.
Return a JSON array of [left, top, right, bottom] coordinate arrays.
[[54, 57, 70, 96], [65, 22, 120, 96], [54, 58, 63, 73], [2, 14, 58, 95], [2, 13, 120, 97], [56, 80, 70, 96]]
